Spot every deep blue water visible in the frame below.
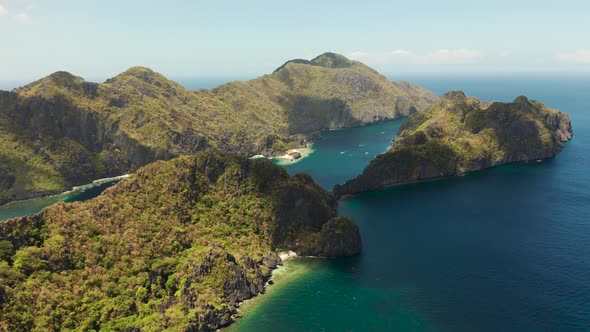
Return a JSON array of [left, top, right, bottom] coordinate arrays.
[[229, 75, 590, 331], [2, 74, 589, 331]]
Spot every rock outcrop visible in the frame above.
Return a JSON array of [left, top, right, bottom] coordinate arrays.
[[334, 91, 573, 197], [0, 151, 360, 331], [287, 150, 302, 160], [0, 53, 437, 205]]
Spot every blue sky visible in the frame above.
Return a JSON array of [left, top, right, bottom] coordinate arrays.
[[1, 0, 589, 82]]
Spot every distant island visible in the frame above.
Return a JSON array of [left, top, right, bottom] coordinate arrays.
[[334, 91, 573, 197], [0, 53, 437, 205], [0, 151, 361, 331]]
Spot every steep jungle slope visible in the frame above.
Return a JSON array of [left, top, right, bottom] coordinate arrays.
[[334, 91, 573, 196], [0, 151, 361, 331]]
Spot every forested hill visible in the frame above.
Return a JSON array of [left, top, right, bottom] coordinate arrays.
[[0, 151, 361, 331], [335, 91, 573, 197], [0, 52, 437, 205]]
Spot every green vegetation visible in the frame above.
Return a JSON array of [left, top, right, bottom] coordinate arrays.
[[335, 91, 573, 196], [0, 53, 437, 205], [0, 151, 360, 331]]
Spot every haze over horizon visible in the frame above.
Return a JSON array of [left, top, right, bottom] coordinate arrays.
[[1, 0, 589, 83]]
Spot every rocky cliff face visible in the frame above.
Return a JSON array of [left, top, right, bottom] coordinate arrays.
[[0, 53, 437, 205], [334, 91, 573, 197], [0, 151, 361, 331], [257, 52, 438, 133]]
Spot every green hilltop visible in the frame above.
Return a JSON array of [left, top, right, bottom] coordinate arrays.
[[0, 53, 437, 205], [0, 151, 361, 331], [273, 52, 364, 72], [334, 91, 573, 196]]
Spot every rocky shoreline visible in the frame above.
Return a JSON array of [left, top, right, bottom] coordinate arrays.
[[335, 92, 573, 197], [0, 53, 437, 206], [0, 174, 130, 211], [0, 152, 361, 331]]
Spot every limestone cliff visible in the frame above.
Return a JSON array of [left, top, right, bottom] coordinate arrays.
[[334, 91, 573, 197]]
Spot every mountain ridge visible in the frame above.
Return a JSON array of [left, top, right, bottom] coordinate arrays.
[[0, 53, 438, 205]]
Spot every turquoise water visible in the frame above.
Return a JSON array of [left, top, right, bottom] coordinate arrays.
[[230, 75, 590, 331], [276, 120, 405, 190], [0, 179, 122, 221], [2, 75, 589, 331]]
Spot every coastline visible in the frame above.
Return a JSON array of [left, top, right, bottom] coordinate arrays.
[[279, 250, 297, 261], [222, 252, 313, 331], [1, 174, 131, 209], [335, 156, 560, 200], [273, 145, 315, 166], [250, 144, 316, 166], [71, 174, 131, 191], [0, 174, 131, 221]]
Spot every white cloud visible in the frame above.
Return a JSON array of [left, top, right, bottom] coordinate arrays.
[[556, 50, 590, 64], [26, 3, 39, 11], [14, 13, 32, 24], [350, 49, 482, 65], [417, 49, 481, 64], [0, 4, 8, 17], [499, 50, 511, 57], [390, 49, 411, 56]]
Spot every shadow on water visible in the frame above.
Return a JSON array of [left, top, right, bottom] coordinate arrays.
[[0, 178, 124, 221]]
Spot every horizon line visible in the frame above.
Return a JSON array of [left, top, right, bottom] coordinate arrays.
[[1, 70, 589, 91]]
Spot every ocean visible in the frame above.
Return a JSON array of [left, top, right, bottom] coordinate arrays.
[[1, 74, 589, 331], [227, 74, 590, 331]]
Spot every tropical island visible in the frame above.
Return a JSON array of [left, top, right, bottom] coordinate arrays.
[[0, 53, 436, 205], [0, 151, 361, 331], [334, 91, 573, 197], [0, 53, 575, 332]]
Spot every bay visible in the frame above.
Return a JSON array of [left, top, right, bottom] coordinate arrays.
[[2, 75, 589, 331], [0, 177, 125, 221], [229, 75, 590, 331]]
